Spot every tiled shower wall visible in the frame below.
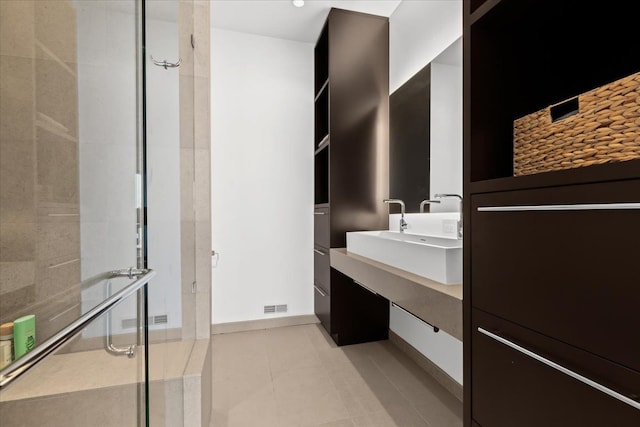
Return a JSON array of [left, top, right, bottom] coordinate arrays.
[[0, 0, 81, 341]]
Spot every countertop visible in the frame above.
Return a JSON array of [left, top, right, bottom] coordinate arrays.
[[330, 248, 463, 340]]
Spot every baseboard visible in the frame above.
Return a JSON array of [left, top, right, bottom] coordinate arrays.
[[212, 314, 319, 335], [389, 330, 463, 402]]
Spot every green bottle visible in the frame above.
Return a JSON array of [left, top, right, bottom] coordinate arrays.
[[13, 314, 35, 359]]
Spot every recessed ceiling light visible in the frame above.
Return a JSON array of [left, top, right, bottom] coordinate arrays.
[[292, 0, 305, 7]]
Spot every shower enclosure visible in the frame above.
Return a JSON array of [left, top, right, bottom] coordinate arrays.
[[0, 0, 209, 425]]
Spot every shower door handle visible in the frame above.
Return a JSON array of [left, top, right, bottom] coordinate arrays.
[[105, 281, 136, 358]]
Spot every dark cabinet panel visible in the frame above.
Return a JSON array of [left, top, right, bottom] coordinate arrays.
[[327, 9, 389, 249], [314, 283, 330, 333], [470, 180, 640, 371], [313, 246, 330, 290], [312, 9, 390, 345], [472, 309, 640, 427], [330, 268, 389, 346], [313, 207, 329, 250]]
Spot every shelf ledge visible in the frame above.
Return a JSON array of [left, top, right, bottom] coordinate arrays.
[[469, 0, 502, 25], [314, 78, 329, 101]]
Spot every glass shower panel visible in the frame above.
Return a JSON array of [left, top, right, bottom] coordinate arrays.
[[145, 0, 196, 424], [0, 282, 148, 426], [0, 0, 148, 425]]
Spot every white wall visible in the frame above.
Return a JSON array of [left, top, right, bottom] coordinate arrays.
[[389, 1, 463, 383], [389, 0, 462, 94], [210, 29, 314, 324], [76, 2, 182, 335]]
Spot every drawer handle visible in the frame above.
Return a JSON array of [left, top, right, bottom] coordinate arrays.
[[477, 327, 640, 411], [313, 284, 327, 297], [313, 249, 327, 256], [314, 211, 327, 215], [392, 303, 439, 333], [477, 203, 640, 212], [353, 280, 378, 295]]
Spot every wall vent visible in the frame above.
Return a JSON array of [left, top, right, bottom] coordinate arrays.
[[264, 304, 287, 314], [121, 314, 168, 329]]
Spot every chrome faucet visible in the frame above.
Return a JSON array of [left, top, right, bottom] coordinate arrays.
[[435, 193, 463, 239], [383, 199, 407, 232], [419, 199, 441, 213]]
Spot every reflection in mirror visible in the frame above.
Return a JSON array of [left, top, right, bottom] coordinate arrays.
[[390, 64, 430, 213], [388, 37, 462, 214]]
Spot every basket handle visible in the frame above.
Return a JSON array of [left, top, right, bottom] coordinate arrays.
[[550, 96, 579, 122]]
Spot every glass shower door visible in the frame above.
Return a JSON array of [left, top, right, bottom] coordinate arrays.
[[0, 0, 150, 425]]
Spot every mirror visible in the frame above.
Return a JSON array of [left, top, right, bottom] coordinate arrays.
[[389, 37, 462, 213]]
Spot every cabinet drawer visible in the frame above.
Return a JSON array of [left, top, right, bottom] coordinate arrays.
[[472, 310, 640, 427], [313, 246, 330, 289], [314, 283, 330, 333], [314, 207, 330, 249], [471, 179, 640, 371]]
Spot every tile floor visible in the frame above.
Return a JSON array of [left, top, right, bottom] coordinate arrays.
[[211, 323, 463, 427]]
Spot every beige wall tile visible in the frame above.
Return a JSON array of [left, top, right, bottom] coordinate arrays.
[[195, 286, 211, 339], [35, 257, 80, 299], [183, 373, 203, 427], [34, 0, 77, 64], [193, 1, 210, 79], [0, 138, 36, 223], [36, 219, 80, 262], [194, 148, 210, 224], [36, 130, 79, 205], [0, 1, 35, 58], [35, 56, 78, 139], [0, 222, 36, 262], [195, 220, 211, 292], [182, 291, 197, 341], [0, 282, 35, 322], [181, 219, 196, 292], [180, 148, 195, 220], [194, 76, 210, 150], [178, 0, 194, 77], [0, 261, 35, 294], [180, 74, 195, 148], [0, 55, 35, 143]]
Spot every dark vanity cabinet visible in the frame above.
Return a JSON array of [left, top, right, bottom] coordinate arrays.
[[313, 9, 390, 346], [464, 1, 640, 425]]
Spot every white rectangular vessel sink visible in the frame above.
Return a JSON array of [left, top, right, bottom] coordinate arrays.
[[346, 231, 462, 285]]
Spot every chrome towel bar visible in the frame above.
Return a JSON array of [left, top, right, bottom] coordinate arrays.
[[0, 269, 156, 390]]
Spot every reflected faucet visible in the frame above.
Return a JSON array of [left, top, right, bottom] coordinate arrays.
[[419, 199, 441, 213], [383, 199, 407, 232], [435, 194, 463, 239]]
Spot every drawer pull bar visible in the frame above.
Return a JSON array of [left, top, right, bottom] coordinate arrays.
[[392, 303, 439, 333], [477, 203, 640, 212], [313, 249, 327, 256], [313, 211, 327, 215], [353, 280, 378, 295], [477, 327, 640, 411], [313, 284, 327, 297]]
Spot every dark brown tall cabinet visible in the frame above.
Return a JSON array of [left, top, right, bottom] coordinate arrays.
[[464, 1, 640, 426], [313, 9, 390, 346]]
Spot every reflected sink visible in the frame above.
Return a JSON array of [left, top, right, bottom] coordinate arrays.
[[346, 231, 462, 285]]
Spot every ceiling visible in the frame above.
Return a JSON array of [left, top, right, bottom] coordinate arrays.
[[210, 0, 403, 43]]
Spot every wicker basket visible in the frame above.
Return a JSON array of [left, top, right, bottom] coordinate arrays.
[[513, 72, 640, 176]]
